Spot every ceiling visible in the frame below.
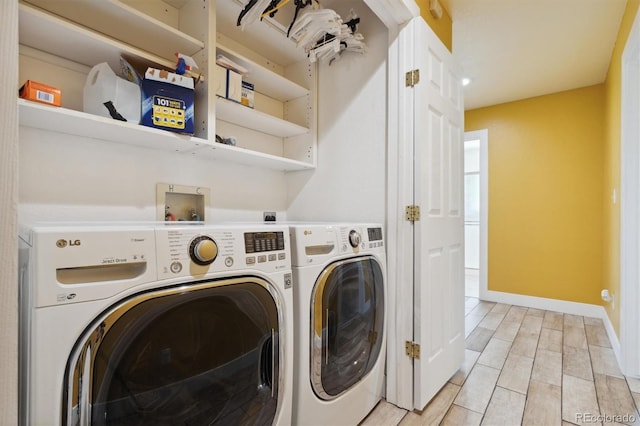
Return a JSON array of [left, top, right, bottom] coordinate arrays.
[[440, 0, 628, 110]]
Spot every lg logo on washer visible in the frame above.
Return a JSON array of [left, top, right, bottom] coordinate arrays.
[[56, 239, 81, 248]]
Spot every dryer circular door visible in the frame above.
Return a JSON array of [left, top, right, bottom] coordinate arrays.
[[310, 256, 384, 400], [62, 277, 283, 426]]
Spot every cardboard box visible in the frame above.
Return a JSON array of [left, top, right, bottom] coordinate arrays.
[[141, 68, 194, 134], [19, 80, 61, 106], [241, 81, 254, 108]]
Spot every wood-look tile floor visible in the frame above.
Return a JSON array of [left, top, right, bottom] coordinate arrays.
[[361, 298, 640, 426]]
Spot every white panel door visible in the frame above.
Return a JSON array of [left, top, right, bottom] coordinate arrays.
[[411, 17, 465, 410]]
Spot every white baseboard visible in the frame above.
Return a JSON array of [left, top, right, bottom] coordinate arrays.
[[480, 290, 622, 367]]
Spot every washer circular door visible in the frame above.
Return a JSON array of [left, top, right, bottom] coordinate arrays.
[[311, 256, 384, 400], [63, 277, 282, 426]]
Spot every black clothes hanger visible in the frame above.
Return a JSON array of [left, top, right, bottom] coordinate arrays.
[[262, 0, 283, 19], [287, 0, 313, 37], [237, 0, 259, 26], [344, 16, 360, 33]]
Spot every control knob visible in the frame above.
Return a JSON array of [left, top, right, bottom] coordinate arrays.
[[348, 230, 361, 248], [189, 236, 218, 265]]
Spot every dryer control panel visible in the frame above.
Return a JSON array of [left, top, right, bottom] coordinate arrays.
[[336, 225, 384, 254], [289, 223, 385, 266]]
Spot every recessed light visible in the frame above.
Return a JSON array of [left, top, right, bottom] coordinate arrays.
[[462, 78, 471, 86]]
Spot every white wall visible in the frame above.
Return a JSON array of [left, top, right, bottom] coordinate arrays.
[[1, 1, 19, 423], [19, 128, 289, 224], [286, 4, 388, 224]]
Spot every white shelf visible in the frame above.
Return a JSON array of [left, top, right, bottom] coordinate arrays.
[[18, 99, 207, 152], [18, 99, 314, 172], [18, 0, 316, 173], [190, 143, 315, 171], [18, 3, 202, 81], [22, 0, 204, 60], [216, 97, 309, 138], [217, 42, 309, 102]]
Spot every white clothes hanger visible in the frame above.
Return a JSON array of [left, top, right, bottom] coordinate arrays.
[[289, 8, 342, 49], [237, 0, 273, 30]]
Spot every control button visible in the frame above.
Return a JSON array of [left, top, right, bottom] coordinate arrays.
[[258, 255, 267, 263], [268, 254, 276, 261], [189, 236, 218, 266], [170, 262, 183, 273], [278, 253, 286, 260], [224, 257, 234, 267], [349, 230, 361, 248], [246, 257, 256, 265]]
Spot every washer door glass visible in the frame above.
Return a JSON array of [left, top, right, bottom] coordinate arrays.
[[64, 278, 280, 426], [311, 256, 384, 399]]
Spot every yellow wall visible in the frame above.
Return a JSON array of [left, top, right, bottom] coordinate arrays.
[[466, 85, 605, 305], [416, 0, 452, 52], [603, 0, 640, 336]]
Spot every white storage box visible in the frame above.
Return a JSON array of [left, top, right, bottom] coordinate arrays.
[[214, 65, 227, 98], [83, 62, 141, 123], [226, 69, 242, 103]]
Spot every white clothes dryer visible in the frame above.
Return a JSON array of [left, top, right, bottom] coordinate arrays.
[[19, 222, 294, 426], [289, 223, 386, 426]]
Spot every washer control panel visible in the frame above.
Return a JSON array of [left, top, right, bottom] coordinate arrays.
[[155, 225, 291, 280]]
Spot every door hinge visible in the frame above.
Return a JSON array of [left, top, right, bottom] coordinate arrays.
[[405, 69, 420, 87], [405, 341, 421, 359], [405, 205, 421, 223]]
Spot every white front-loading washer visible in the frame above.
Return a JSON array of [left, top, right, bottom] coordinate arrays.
[[289, 223, 386, 426], [19, 222, 294, 426]]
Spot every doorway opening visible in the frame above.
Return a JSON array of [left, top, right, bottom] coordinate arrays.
[[464, 130, 488, 300]]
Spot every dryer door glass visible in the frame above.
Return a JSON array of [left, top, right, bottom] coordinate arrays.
[[311, 256, 384, 399], [64, 279, 281, 426]]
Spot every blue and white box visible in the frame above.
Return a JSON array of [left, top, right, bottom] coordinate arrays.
[[141, 68, 194, 134]]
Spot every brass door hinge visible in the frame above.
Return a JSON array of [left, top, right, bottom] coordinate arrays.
[[405, 205, 421, 223], [405, 341, 421, 359], [405, 69, 420, 87]]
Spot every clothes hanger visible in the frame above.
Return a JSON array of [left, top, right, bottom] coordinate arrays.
[[289, 8, 342, 50], [261, 0, 290, 19], [237, 0, 272, 30], [287, 0, 315, 37]]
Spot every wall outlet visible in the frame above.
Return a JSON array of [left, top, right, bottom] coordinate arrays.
[[263, 211, 276, 222]]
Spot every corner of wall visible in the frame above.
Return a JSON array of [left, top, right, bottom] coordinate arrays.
[[415, 0, 452, 52]]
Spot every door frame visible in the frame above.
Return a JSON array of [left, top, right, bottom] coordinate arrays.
[[621, 6, 640, 378], [386, 16, 465, 410], [385, 15, 419, 410], [464, 129, 489, 300]]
